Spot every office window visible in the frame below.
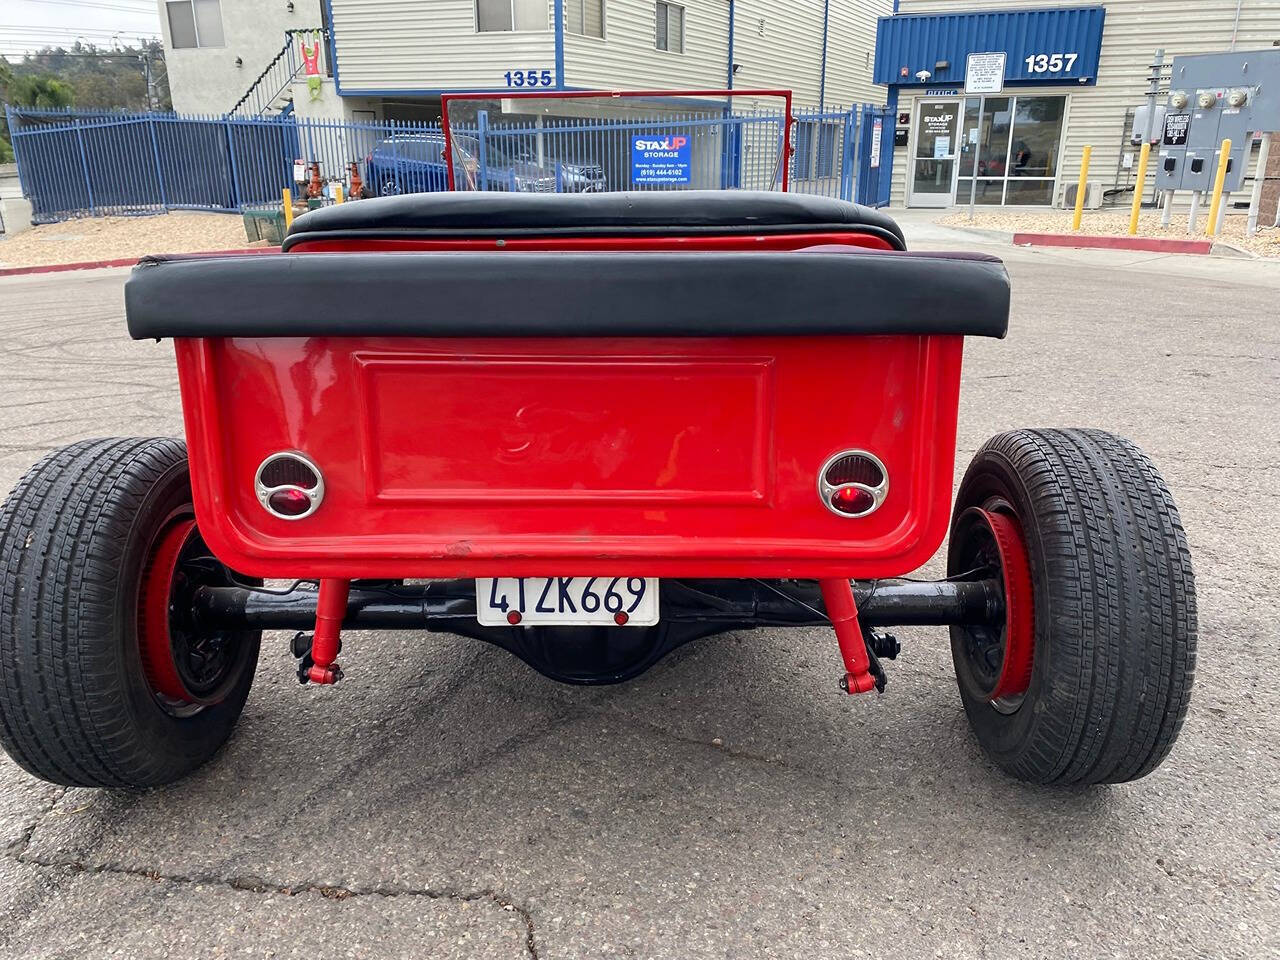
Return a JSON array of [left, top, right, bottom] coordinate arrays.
[[166, 0, 224, 49], [656, 1, 683, 53], [566, 0, 604, 37], [477, 0, 548, 32]]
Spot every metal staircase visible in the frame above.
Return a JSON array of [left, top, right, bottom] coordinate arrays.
[[230, 28, 327, 117]]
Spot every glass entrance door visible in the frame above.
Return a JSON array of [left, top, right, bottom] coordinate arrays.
[[908, 99, 961, 207]]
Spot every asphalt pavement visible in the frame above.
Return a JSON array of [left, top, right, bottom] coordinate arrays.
[[0, 221, 1277, 959]]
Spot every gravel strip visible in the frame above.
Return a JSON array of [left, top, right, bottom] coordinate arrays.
[[0, 211, 265, 268], [940, 209, 1280, 257]]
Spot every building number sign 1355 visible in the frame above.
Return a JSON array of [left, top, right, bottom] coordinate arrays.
[[504, 68, 554, 87], [1025, 52, 1078, 74]]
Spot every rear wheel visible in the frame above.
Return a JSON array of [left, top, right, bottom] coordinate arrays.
[[0, 438, 260, 788], [948, 429, 1196, 785]]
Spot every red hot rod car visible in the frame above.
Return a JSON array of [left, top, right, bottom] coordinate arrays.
[[0, 191, 1195, 788]]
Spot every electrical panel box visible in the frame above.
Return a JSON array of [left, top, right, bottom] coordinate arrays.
[[1157, 49, 1280, 192], [1131, 103, 1167, 145]]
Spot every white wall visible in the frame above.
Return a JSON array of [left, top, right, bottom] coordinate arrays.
[[329, 0, 886, 108], [330, 0, 556, 92], [565, 0, 888, 108], [564, 0, 730, 89], [825, 0, 892, 106], [159, 0, 324, 114], [731, 1, 825, 106]]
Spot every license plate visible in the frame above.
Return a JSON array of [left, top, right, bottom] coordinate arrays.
[[476, 577, 659, 626]]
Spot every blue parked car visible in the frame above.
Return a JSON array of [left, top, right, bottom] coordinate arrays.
[[363, 133, 605, 196]]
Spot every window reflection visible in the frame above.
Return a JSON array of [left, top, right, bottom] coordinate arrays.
[[956, 94, 1065, 205]]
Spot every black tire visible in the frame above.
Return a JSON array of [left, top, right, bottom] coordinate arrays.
[[0, 438, 260, 788], [948, 429, 1196, 785]]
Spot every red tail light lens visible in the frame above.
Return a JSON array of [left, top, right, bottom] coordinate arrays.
[[255, 452, 324, 520], [268, 488, 313, 517], [830, 485, 876, 515], [818, 450, 888, 518]]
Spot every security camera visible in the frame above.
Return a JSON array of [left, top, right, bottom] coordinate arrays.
[[915, 69, 932, 82]]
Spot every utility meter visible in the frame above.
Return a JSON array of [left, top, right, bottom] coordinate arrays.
[[1225, 88, 1249, 109], [1196, 90, 1218, 110], [1169, 90, 1189, 110]]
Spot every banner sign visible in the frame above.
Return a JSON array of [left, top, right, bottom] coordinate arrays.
[[631, 134, 692, 184]]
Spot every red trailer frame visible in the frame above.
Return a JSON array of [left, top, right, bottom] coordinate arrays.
[[439, 88, 796, 192]]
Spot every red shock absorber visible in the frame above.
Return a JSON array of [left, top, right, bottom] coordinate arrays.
[[819, 578, 877, 695], [306, 578, 350, 685]]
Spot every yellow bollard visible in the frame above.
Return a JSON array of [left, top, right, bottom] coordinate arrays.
[[1128, 142, 1151, 236], [282, 188, 294, 231], [1205, 138, 1232, 237], [334, 184, 345, 204], [1071, 145, 1092, 231]]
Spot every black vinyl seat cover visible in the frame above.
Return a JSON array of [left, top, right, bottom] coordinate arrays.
[[125, 247, 1010, 340], [282, 190, 907, 250]]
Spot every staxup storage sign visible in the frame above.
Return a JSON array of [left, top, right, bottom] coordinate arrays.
[[631, 134, 692, 184]]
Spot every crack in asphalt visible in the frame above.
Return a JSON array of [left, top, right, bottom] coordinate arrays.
[[4, 849, 541, 959], [5, 786, 67, 861], [4, 782, 543, 958]]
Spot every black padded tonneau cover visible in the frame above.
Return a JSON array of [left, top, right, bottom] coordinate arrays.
[[125, 248, 1010, 340], [281, 191, 908, 251]]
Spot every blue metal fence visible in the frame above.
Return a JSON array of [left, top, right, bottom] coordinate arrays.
[[7, 102, 893, 224]]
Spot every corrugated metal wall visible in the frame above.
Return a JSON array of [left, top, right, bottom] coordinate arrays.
[[889, 0, 1280, 206], [731, 1, 826, 105], [330, 0, 557, 92], [565, 0, 731, 89], [826, 0, 896, 106], [331, 0, 891, 110], [874, 6, 1105, 86]]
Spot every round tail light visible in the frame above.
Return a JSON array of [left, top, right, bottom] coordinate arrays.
[[255, 452, 324, 520], [819, 450, 888, 518]]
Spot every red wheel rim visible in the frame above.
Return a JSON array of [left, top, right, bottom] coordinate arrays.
[[137, 516, 198, 704], [981, 507, 1035, 701]]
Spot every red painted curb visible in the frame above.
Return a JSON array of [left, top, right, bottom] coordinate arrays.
[[0, 246, 281, 278], [1012, 232, 1212, 255]]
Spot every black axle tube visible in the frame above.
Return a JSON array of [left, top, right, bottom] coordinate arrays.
[[193, 577, 1003, 633]]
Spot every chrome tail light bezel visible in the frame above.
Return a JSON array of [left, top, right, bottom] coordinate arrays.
[[818, 449, 889, 518], [254, 451, 325, 520]]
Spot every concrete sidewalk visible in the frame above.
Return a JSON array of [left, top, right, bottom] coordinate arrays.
[[891, 204, 1280, 289]]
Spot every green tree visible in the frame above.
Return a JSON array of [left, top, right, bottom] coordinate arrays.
[[1, 57, 15, 162], [7, 73, 75, 109]]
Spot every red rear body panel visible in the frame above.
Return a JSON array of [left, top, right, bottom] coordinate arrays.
[[173, 230, 964, 580]]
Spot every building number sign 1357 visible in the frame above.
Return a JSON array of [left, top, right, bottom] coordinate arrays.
[[504, 68, 554, 87], [1024, 52, 1078, 74]]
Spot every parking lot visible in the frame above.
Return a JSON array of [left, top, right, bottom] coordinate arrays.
[[0, 228, 1277, 959]]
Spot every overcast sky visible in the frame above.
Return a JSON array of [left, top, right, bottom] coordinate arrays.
[[1, 0, 163, 58]]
